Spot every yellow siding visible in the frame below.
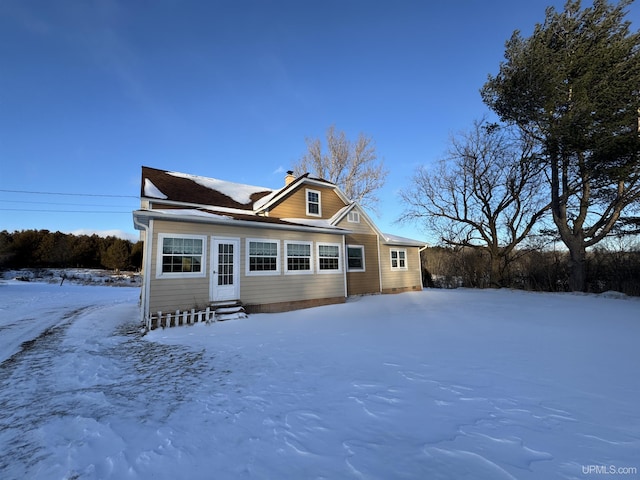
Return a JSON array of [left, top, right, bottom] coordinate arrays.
[[336, 210, 381, 295], [147, 221, 210, 313], [268, 185, 347, 220], [147, 219, 345, 313], [148, 278, 211, 314], [380, 245, 423, 292], [337, 215, 376, 234], [345, 233, 380, 295]]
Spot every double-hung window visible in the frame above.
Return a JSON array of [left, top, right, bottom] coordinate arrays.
[[247, 239, 280, 275], [285, 241, 313, 274], [306, 189, 321, 217], [347, 245, 365, 272], [390, 249, 407, 270], [317, 243, 342, 273], [157, 234, 206, 278]]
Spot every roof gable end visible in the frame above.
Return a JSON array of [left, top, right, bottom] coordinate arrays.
[[331, 203, 384, 236], [254, 174, 350, 213]]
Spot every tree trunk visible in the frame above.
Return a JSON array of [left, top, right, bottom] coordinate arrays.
[[489, 254, 503, 288], [567, 243, 587, 292]]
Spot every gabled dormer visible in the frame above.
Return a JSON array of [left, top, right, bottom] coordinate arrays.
[[255, 172, 350, 220]]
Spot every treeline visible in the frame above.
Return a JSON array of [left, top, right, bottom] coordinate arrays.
[[0, 230, 142, 272], [421, 243, 640, 297]]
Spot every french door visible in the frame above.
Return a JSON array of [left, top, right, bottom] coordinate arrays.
[[210, 237, 240, 302]]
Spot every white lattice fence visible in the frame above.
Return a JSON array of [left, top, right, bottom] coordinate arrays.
[[146, 307, 215, 331]]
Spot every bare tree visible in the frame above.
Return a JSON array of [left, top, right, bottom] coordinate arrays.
[[399, 120, 550, 287], [293, 125, 388, 211]]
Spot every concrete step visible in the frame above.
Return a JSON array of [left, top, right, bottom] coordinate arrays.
[[211, 301, 247, 321]]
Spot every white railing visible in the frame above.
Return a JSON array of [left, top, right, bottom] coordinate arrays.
[[146, 307, 215, 331]]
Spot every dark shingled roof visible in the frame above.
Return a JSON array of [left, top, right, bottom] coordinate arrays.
[[141, 166, 274, 210]]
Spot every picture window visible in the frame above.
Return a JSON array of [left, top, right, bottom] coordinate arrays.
[[347, 245, 365, 272], [247, 239, 280, 275], [318, 243, 342, 273], [285, 241, 313, 274], [157, 234, 206, 278]]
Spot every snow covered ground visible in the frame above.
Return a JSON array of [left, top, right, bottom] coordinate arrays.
[[0, 280, 638, 480], [2, 268, 141, 288]]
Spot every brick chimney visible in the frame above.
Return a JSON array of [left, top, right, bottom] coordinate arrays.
[[285, 170, 296, 186]]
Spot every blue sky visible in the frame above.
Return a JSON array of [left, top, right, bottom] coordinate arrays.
[[2, 0, 636, 242]]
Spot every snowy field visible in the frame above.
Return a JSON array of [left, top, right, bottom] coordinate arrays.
[[0, 279, 638, 480]]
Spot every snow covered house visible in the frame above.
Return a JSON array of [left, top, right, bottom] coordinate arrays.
[[133, 166, 425, 324]]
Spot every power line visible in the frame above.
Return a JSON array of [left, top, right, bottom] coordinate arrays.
[[0, 199, 136, 207], [0, 208, 131, 214], [0, 188, 138, 199]]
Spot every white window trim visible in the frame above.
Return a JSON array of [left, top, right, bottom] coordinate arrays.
[[347, 211, 360, 223], [317, 242, 342, 274], [156, 233, 207, 279], [284, 240, 314, 275], [246, 238, 281, 276], [347, 244, 366, 272], [390, 248, 408, 271], [306, 188, 322, 217]]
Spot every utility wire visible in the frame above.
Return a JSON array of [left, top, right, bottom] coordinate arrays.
[[0, 208, 130, 213], [0, 199, 135, 207], [0, 188, 138, 198]]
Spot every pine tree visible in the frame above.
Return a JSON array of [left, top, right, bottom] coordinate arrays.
[[482, 0, 640, 291]]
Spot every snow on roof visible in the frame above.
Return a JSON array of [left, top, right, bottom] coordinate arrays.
[[382, 233, 426, 247], [281, 217, 349, 231], [152, 209, 232, 221], [167, 171, 272, 205], [328, 204, 353, 224], [253, 189, 281, 211], [143, 178, 167, 199]]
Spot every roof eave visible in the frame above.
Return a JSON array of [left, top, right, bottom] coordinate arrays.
[[383, 240, 427, 247], [381, 236, 428, 247], [141, 197, 255, 214], [133, 209, 350, 235]]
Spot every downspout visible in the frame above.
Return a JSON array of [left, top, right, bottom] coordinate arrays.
[[377, 235, 383, 293], [133, 216, 154, 325], [418, 245, 428, 289], [143, 219, 154, 324], [342, 235, 348, 298]]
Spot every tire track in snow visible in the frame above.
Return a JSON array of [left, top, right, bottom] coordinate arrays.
[[0, 307, 92, 369], [0, 306, 96, 476], [0, 301, 220, 479]]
